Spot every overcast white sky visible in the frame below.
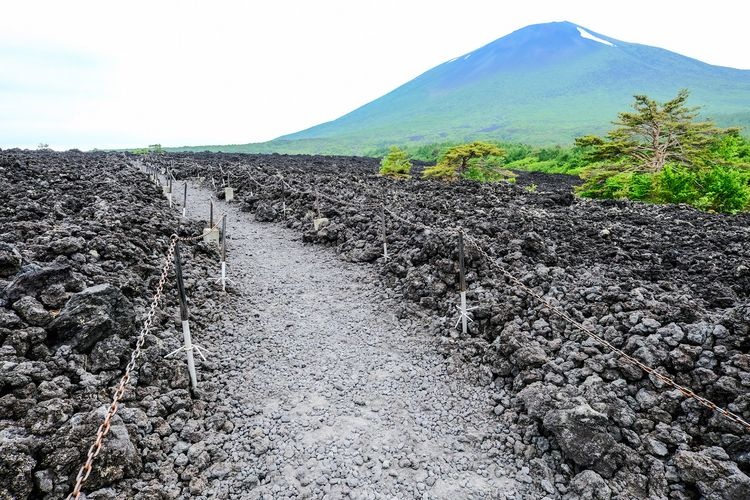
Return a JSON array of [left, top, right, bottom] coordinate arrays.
[[1, 1, 748, 150]]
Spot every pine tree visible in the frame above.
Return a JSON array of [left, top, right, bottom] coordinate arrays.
[[576, 89, 722, 172]]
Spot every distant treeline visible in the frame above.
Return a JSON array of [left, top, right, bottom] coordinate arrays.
[[366, 141, 594, 175]]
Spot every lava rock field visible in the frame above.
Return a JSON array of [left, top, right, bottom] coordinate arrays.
[[163, 151, 750, 499]]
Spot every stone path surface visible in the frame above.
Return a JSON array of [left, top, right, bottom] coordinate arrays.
[[186, 187, 542, 499]]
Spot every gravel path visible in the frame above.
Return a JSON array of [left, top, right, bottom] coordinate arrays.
[[186, 187, 543, 499]]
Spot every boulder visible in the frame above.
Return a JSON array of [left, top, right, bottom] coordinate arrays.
[[0, 427, 36, 498], [515, 345, 548, 368], [543, 403, 620, 477], [12, 295, 52, 326], [89, 335, 129, 372], [0, 242, 23, 277], [47, 283, 134, 351], [62, 407, 143, 490], [674, 448, 750, 499], [2, 264, 71, 302], [39, 284, 69, 309], [566, 470, 611, 500], [254, 202, 277, 222], [49, 236, 86, 256], [0, 308, 24, 329], [517, 382, 557, 419]]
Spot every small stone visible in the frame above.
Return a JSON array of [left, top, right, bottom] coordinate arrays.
[[0, 243, 23, 277], [569, 470, 611, 499], [645, 437, 668, 457], [346, 477, 359, 488], [33, 470, 54, 493], [12, 296, 52, 326], [189, 476, 206, 496], [541, 479, 555, 494]]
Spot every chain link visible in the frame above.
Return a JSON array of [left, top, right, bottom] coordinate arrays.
[[68, 237, 177, 499], [461, 231, 750, 431], [199, 164, 750, 432], [68, 163, 228, 498], [138, 164, 750, 434]]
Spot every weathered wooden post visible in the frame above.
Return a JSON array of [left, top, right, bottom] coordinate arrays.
[[166, 178, 173, 208], [174, 241, 198, 391], [182, 182, 188, 218], [458, 231, 468, 335], [203, 200, 220, 243], [381, 205, 388, 261], [220, 214, 227, 291], [279, 175, 287, 219]]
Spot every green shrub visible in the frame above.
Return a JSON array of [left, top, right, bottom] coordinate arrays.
[[463, 155, 517, 183], [696, 167, 750, 213], [422, 141, 505, 180], [577, 167, 633, 199], [422, 162, 458, 180], [578, 163, 750, 213], [628, 173, 653, 200], [652, 164, 700, 204], [379, 146, 412, 178]]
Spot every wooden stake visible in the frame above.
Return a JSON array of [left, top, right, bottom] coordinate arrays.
[[381, 205, 388, 261], [220, 214, 227, 292], [458, 232, 467, 292], [458, 232, 468, 335], [221, 214, 227, 263], [174, 241, 198, 391]]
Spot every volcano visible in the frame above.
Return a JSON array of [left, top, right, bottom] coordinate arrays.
[[183, 21, 750, 154]]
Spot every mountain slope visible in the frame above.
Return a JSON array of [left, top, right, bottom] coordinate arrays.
[[175, 21, 750, 154]]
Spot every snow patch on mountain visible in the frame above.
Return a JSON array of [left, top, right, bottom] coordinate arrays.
[[576, 27, 615, 47]]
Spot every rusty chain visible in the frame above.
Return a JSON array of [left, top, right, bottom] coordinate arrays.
[[144, 162, 750, 432], [68, 167, 227, 498], [461, 231, 750, 432], [67, 237, 176, 500]]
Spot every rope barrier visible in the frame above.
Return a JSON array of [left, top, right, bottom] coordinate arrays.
[[67, 237, 175, 500], [142, 159, 750, 433], [461, 232, 750, 432], [237, 165, 750, 433], [68, 168, 226, 499]]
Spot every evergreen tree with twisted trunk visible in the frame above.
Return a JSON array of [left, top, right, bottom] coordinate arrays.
[[576, 89, 722, 173]]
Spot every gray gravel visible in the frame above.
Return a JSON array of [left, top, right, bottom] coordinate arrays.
[[185, 187, 545, 499]]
